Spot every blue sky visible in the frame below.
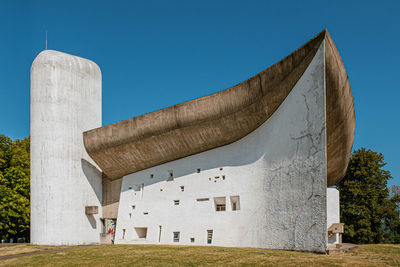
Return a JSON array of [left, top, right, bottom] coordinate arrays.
[[0, 0, 399, 186]]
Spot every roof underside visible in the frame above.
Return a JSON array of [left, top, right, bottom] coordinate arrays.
[[83, 29, 355, 186]]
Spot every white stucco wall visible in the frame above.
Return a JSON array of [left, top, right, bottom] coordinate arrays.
[[115, 41, 327, 252], [327, 188, 340, 244], [30, 50, 102, 245]]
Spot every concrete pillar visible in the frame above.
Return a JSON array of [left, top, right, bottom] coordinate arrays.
[[30, 50, 102, 245]]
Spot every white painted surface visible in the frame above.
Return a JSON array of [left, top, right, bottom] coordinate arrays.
[[327, 188, 340, 244], [30, 50, 102, 245], [115, 42, 327, 252]]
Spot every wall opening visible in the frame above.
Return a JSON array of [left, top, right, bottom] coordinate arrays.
[[230, 196, 240, 211], [174, 200, 180, 205], [122, 229, 126, 239], [150, 174, 154, 178], [207, 230, 213, 244], [214, 197, 226, 211], [159, 225, 162, 242], [196, 198, 209, 202], [167, 170, 174, 181], [190, 237, 195, 243], [143, 212, 148, 215], [180, 186, 184, 192], [173, 232, 180, 242], [132, 205, 136, 210], [197, 168, 201, 173], [134, 227, 147, 239]]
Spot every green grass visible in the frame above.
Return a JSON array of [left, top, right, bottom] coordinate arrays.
[[1, 244, 399, 266]]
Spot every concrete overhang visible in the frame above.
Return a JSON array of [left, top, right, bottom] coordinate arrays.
[[83, 29, 355, 186]]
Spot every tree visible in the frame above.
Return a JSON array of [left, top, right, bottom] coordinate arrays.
[[0, 135, 30, 241], [337, 148, 400, 244]]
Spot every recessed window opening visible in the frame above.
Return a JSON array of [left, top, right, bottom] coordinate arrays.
[[129, 213, 131, 218], [230, 196, 240, 211], [167, 170, 174, 181], [207, 230, 213, 244], [132, 205, 136, 210], [134, 227, 147, 239], [190, 237, 195, 243], [143, 212, 148, 215], [122, 229, 126, 239], [197, 168, 201, 173], [174, 200, 180, 205], [209, 178, 211, 181], [160, 189, 163, 191], [128, 186, 132, 190], [222, 175, 225, 180], [215, 176, 219, 179], [150, 174, 154, 178], [173, 232, 180, 242], [219, 168, 223, 171], [196, 198, 209, 202], [180, 186, 184, 192], [214, 197, 226, 211]]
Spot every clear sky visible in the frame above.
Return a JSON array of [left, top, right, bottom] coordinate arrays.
[[0, 0, 399, 186]]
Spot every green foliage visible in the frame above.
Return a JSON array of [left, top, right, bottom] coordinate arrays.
[[337, 148, 400, 244], [0, 135, 30, 241]]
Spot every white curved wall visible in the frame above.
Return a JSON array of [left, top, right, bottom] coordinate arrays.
[[30, 50, 102, 245], [115, 41, 327, 252], [327, 188, 340, 244]]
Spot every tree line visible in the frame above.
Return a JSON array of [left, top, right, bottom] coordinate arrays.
[[0, 134, 399, 243]]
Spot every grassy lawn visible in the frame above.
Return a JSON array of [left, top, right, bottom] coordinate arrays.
[[0, 244, 399, 266]]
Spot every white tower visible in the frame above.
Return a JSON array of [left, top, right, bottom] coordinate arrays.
[[30, 50, 102, 245]]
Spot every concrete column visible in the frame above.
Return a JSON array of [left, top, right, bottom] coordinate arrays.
[[30, 50, 102, 245]]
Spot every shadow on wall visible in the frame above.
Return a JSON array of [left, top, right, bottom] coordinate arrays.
[[119, 118, 270, 193], [81, 159, 102, 229], [81, 158, 102, 203], [87, 215, 97, 229]]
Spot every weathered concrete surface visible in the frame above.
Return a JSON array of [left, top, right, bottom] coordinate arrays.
[[83, 29, 354, 187], [102, 175, 122, 219], [30, 50, 102, 245], [115, 42, 327, 252]]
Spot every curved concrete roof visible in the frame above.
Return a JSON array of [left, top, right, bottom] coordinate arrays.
[[83, 29, 355, 186]]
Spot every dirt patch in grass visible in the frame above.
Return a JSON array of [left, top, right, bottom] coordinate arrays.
[[0, 244, 399, 266], [0, 244, 65, 257]]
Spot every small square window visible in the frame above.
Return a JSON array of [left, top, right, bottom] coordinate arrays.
[[173, 232, 180, 242], [219, 168, 223, 171], [222, 175, 225, 180], [197, 168, 201, 173], [134, 227, 147, 239], [180, 186, 184, 192], [214, 197, 226, 212], [190, 237, 195, 243], [150, 174, 154, 178], [132, 205, 136, 210], [174, 200, 180, 205]]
